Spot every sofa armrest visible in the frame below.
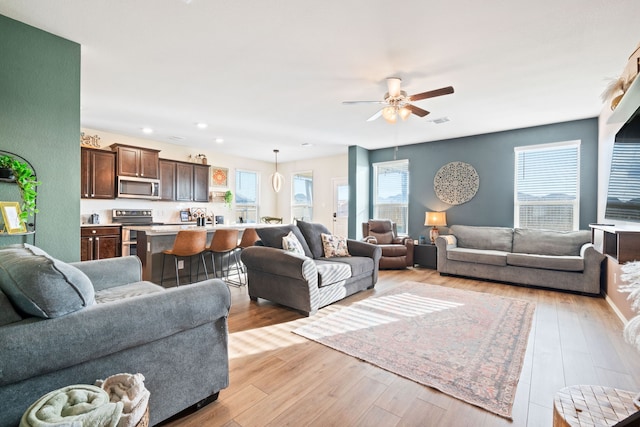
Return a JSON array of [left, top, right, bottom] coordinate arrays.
[[0, 279, 230, 387], [241, 246, 314, 281], [347, 239, 382, 262], [71, 256, 143, 292]]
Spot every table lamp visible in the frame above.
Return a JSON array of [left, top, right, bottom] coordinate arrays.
[[424, 212, 447, 244]]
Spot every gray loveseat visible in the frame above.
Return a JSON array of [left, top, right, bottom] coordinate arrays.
[[241, 221, 382, 316], [435, 225, 606, 294], [0, 244, 230, 427]]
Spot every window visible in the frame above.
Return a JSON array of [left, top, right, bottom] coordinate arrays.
[[514, 141, 580, 231], [291, 171, 313, 221], [235, 170, 258, 223], [605, 141, 640, 222], [373, 160, 409, 234]]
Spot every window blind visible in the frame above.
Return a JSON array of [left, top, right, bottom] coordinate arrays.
[[605, 142, 640, 221], [373, 160, 409, 233], [236, 170, 258, 223], [514, 141, 580, 231]]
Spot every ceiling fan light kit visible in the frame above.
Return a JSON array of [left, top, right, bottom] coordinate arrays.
[[343, 77, 454, 124]]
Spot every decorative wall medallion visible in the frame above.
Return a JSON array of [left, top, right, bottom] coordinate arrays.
[[434, 161, 479, 205], [211, 167, 228, 187]]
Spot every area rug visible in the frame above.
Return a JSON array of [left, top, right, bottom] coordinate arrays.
[[292, 281, 536, 419]]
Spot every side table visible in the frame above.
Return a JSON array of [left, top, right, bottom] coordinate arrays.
[[414, 244, 437, 269], [553, 385, 639, 426]]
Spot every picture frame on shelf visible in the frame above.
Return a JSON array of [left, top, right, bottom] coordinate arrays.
[[180, 210, 190, 222], [211, 167, 228, 187], [0, 202, 27, 234]]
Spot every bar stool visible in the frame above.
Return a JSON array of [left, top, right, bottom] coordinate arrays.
[[207, 229, 242, 286], [235, 228, 259, 284], [161, 229, 208, 287]]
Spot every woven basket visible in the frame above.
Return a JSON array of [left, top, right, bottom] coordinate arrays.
[[135, 406, 149, 427]]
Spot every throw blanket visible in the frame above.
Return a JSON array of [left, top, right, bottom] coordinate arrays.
[[96, 373, 150, 427], [20, 384, 123, 427]]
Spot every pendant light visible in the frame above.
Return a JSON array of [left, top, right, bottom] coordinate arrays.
[[271, 149, 283, 192]]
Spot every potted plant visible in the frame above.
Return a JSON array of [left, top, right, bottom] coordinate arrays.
[[224, 190, 233, 209], [0, 155, 40, 223]]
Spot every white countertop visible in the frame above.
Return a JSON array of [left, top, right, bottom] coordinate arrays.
[[123, 223, 272, 236]]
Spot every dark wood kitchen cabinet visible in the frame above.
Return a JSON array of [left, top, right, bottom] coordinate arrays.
[[174, 161, 210, 202], [159, 159, 176, 200], [111, 144, 160, 179], [81, 226, 121, 261], [81, 148, 116, 199]]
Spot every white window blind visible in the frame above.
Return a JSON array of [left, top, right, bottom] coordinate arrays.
[[236, 170, 258, 223], [605, 142, 640, 221], [514, 141, 580, 231], [373, 160, 409, 234]]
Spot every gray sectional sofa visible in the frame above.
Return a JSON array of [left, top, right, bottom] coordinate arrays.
[[435, 225, 606, 294], [0, 244, 230, 427], [241, 221, 381, 316]]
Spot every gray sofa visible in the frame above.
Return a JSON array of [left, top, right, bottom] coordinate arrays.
[[0, 244, 230, 427], [435, 225, 606, 294], [241, 221, 382, 316]]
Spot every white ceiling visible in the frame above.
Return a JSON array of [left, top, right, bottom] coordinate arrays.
[[1, 0, 639, 162]]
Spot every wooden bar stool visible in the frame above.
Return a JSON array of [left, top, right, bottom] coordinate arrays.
[[207, 229, 242, 286], [236, 228, 259, 285], [161, 229, 208, 287]]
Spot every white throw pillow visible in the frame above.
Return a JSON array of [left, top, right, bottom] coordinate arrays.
[[282, 231, 306, 256]]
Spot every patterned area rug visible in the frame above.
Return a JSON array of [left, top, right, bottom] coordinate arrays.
[[293, 281, 536, 419]]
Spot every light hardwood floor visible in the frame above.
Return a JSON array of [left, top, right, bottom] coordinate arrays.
[[163, 268, 640, 426]]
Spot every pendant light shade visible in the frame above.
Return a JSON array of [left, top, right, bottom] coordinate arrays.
[[271, 149, 283, 193]]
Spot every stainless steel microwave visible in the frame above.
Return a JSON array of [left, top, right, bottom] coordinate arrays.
[[117, 176, 160, 199]]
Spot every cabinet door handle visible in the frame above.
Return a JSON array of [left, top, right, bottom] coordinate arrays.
[[95, 237, 100, 259], [92, 230, 96, 234]]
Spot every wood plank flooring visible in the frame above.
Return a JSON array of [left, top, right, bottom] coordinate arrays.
[[162, 268, 640, 426]]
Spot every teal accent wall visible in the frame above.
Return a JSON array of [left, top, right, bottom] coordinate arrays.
[[367, 118, 599, 238], [0, 14, 81, 261], [347, 145, 370, 239]]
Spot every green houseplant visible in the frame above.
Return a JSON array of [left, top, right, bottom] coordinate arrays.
[[0, 155, 40, 223], [223, 190, 233, 209]]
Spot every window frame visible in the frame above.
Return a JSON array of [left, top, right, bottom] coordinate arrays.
[[291, 170, 313, 222], [235, 169, 259, 224], [513, 140, 581, 231], [372, 159, 410, 234]]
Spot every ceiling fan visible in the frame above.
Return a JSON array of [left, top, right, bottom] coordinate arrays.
[[342, 77, 454, 123]]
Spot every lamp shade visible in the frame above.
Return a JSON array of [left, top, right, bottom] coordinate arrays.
[[424, 211, 447, 227], [271, 172, 283, 193]]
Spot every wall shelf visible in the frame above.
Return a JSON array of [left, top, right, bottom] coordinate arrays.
[[590, 224, 640, 263]]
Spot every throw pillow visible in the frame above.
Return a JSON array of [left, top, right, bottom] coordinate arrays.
[[282, 231, 306, 256], [0, 244, 95, 318], [321, 233, 351, 258]]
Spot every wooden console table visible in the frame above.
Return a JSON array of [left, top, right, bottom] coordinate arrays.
[[589, 225, 640, 264]]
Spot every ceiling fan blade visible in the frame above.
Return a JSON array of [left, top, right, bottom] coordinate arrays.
[[367, 109, 383, 122], [342, 100, 386, 104], [408, 86, 454, 102], [386, 77, 402, 97], [406, 104, 430, 117]]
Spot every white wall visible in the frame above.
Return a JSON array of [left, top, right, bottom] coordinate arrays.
[[80, 128, 347, 227]]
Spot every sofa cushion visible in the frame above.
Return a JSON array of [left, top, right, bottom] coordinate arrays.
[[447, 247, 508, 266], [512, 228, 590, 256], [314, 261, 352, 287], [321, 233, 350, 258], [379, 244, 407, 257], [0, 244, 95, 318], [257, 225, 313, 258], [506, 253, 585, 272], [318, 256, 374, 277], [94, 281, 164, 304], [297, 220, 331, 259], [450, 225, 514, 252], [282, 231, 306, 256], [0, 289, 22, 326]]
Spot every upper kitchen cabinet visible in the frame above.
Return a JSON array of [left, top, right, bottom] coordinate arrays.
[[173, 160, 210, 202], [81, 148, 116, 199], [111, 144, 160, 179], [159, 159, 176, 201]]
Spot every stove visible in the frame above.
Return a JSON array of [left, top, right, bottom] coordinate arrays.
[[112, 209, 158, 257]]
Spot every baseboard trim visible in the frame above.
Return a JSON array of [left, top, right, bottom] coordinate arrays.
[[605, 293, 629, 326]]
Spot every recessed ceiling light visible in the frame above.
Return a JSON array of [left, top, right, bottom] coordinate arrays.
[[196, 122, 208, 129], [142, 127, 153, 134], [301, 142, 313, 148], [215, 138, 224, 144]]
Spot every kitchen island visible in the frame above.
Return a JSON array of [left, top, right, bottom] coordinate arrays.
[[132, 224, 267, 285]]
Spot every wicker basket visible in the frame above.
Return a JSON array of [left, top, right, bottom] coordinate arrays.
[[135, 406, 149, 427]]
